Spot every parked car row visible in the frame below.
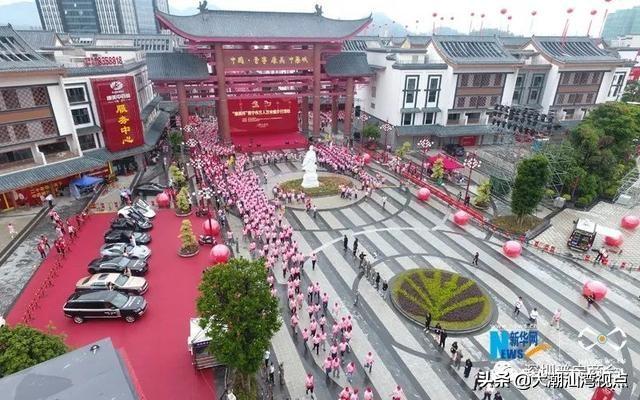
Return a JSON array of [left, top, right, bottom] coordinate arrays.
[[63, 199, 157, 324]]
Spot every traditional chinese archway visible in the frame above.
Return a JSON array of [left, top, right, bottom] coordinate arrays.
[[154, 7, 373, 151]]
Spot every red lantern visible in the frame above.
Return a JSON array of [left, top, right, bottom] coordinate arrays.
[[203, 219, 220, 236], [507, 15, 512, 20], [500, 8, 508, 15], [583, 281, 608, 301], [604, 232, 623, 247], [155, 192, 170, 208], [531, 10, 537, 16], [567, 8, 574, 14], [590, 10, 598, 15], [362, 153, 371, 164], [481, 14, 485, 18], [440, 17, 444, 21], [417, 188, 431, 201], [621, 215, 640, 230], [502, 240, 522, 258], [471, 12, 475, 17], [450, 17, 454, 21], [432, 12, 438, 18], [453, 210, 470, 225], [209, 244, 231, 265]]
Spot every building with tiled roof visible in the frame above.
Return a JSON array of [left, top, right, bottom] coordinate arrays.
[[355, 34, 631, 150]]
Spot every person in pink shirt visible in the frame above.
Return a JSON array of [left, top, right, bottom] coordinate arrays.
[[312, 333, 321, 355], [304, 373, 314, 395], [339, 338, 348, 358], [307, 284, 314, 304], [319, 315, 326, 333], [313, 281, 321, 301], [324, 357, 333, 377], [322, 292, 329, 310], [332, 357, 341, 378], [350, 388, 359, 400], [391, 385, 404, 400], [332, 301, 341, 317], [339, 386, 350, 399], [310, 252, 317, 270], [290, 314, 299, 333], [332, 322, 340, 339], [364, 351, 374, 373], [320, 331, 327, 352], [296, 292, 304, 310], [307, 304, 314, 320], [346, 361, 356, 383], [301, 328, 310, 347], [363, 387, 374, 400], [309, 319, 318, 336]]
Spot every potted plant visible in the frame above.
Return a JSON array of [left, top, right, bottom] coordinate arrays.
[[175, 187, 192, 216], [472, 180, 492, 209], [431, 158, 445, 186], [169, 165, 186, 188], [178, 219, 199, 257], [362, 124, 380, 149]]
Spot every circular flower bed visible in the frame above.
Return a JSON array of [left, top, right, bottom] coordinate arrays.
[[280, 175, 353, 197], [391, 269, 492, 333]]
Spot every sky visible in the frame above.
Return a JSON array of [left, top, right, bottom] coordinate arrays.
[[162, 0, 639, 37], [0, 0, 637, 36]]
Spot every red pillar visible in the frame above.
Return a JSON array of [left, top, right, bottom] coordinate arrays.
[[214, 43, 231, 143], [176, 82, 189, 132], [344, 77, 354, 141], [312, 44, 322, 136], [331, 91, 338, 135], [301, 96, 309, 134]]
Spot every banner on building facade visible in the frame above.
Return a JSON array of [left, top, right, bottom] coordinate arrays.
[[223, 50, 314, 71], [228, 98, 299, 135], [91, 76, 144, 152]]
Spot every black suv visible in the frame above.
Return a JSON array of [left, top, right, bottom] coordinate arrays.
[[443, 144, 466, 157], [111, 217, 153, 232], [63, 290, 147, 324], [88, 256, 148, 276]]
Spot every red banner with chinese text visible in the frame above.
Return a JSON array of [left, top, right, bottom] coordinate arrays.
[[91, 76, 144, 152], [224, 50, 313, 71], [228, 98, 299, 135]]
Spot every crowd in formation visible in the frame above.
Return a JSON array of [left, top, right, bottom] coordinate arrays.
[[184, 117, 405, 399]]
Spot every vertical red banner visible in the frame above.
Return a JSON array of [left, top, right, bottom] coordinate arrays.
[[91, 76, 144, 152]]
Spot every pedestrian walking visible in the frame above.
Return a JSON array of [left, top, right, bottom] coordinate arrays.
[[382, 195, 387, 209], [352, 238, 358, 256], [423, 312, 432, 332], [381, 280, 388, 299], [68, 224, 77, 240], [312, 205, 317, 219], [528, 308, 539, 328], [551, 308, 561, 329], [364, 351, 374, 373], [312, 333, 321, 355], [453, 349, 463, 369], [375, 272, 381, 290], [37, 241, 46, 259], [346, 361, 356, 383], [324, 357, 332, 377], [586, 293, 596, 309], [311, 252, 317, 270], [391, 385, 404, 400], [40, 235, 50, 250], [513, 296, 523, 316], [45, 193, 54, 208], [363, 387, 374, 400], [482, 385, 494, 400], [494, 391, 503, 400], [7, 223, 16, 240], [304, 373, 314, 396], [343, 235, 348, 252], [268, 362, 275, 384], [457, 191, 462, 202], [464, 358, 473, 378], [263, 349, 270, 369], [472, 252, 479, 266], [439, 329, 448, 349], [331, 357, 340, 377]]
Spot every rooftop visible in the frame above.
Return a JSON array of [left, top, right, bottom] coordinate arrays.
[[0, 338, 138, 400], [0, 25, 61, 73], [432, 35, 521, 65], [325, 52, 373, 77], [146, 53, 210, 81], [532, 36, 623, 64], [15, 29, 63, 51], [156, 9, 371, 42]]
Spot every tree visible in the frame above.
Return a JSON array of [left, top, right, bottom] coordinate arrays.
[[430, 158, 445, 183], [621, 80, 640, 103], [511, 155, 550, 221], [169, 165, 186, 187], [197, 258, 280, 392], [168, 129, 183, 155], [178, 219, 198, 255], [472, 180, 492, 208], [362, 124, 381, 141], [0, 324, 68, 377], [176, 187, 191, 214], [395, 141, 412, 158]]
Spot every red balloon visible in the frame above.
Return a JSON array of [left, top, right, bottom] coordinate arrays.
[[567, 8, 574, 14], [453, 210, 470, 225], [502, 240, 522, 258], [156, 192, 170, 208], [500, 8, 508, 15], [432, 12, 438, 17], [507, 15, 512, 20], [471, 12, 475, 17], [202, 219, 220, 236], [583, 281, 607, 301], [450, 17, 455, 20], [362, 153, 372, 164], [621, 215, 640, 230], [604, 232, 623, 247], [481, 14, 485, 18], [209, 244, 231, 265], [531, 10, 537, 16], [417, 188, 431, 201]]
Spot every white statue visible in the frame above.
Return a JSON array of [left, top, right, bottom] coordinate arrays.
[[301, 145, 320, 188]]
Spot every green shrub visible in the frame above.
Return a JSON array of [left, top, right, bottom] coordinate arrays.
[[544, 189, 556, 198], [576, 195, 594, 208], [561, 194, 572, 201]]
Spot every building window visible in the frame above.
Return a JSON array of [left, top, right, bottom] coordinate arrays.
[[447, 113, 460, 125], [371, 86, 377, 98], [32, 87, 49, 106], [38, 140, 70, 155], [423, 112, 436, 125], [13, 124, 29, 140], [71, 108, 91, 126], [459, 74, 469, 87], [532, 74, 544, 88], [2, 89, 20, 110], [609, 72, 626, 98], [490, 96, 500, 106], [568, 94, 577, 104], [426, 76, 441, 105], [66, 87, 86, 104], [561, 73, 572, 85], [477, 96, 487, 107], [492, 74, 504, 87], [586, 93, 595, 104], [529, 89, 540, 102], [0, 148, 32, 166], [466, 112, 481, 124], [403, 75, 419, 107], [78, 134, 97, 150], [0, 125, 9, 143], [401, 113, 414, 126], [513, 75, 524, 103], [456, 97, 466, 108], [370, 102, 375, 109], [41, 119, 57, 136], [564, 109, 575, 119]]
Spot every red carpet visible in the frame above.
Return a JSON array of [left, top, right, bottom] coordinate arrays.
[[7, 210, 217, 400], [231, 131, 308, 152]]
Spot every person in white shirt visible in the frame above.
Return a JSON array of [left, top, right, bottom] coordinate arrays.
[[528, 308, 539, 327]]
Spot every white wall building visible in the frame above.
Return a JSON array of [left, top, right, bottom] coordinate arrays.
[[352, 35, 632, 149]]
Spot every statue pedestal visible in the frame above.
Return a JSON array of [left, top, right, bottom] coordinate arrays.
[[301, 172, 320, 188]]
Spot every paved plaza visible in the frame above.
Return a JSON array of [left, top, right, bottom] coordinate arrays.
[[256, 159, 640, 400]]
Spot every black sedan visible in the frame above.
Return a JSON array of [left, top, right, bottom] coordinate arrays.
[[63, 290, 147, 324], [134, 182, 167, 197], [88, 256, 148, 276], [111, 217, 153, 232], [104, 230, 151, 245]]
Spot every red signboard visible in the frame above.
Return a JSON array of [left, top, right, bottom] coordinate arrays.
[[91, 76, 144, 152], [224, 50, 313, 71], [228, 98, 299, 135]]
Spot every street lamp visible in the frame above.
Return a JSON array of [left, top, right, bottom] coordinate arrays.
[[192, 157, 203, 184], [417, 138, 433, 180], [463, 152, 481, 206], [198, 187, 214, 237], [381, 123, 393, 162]]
